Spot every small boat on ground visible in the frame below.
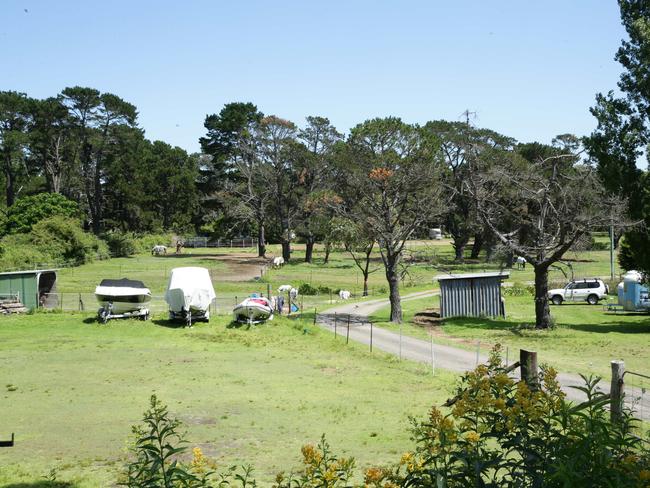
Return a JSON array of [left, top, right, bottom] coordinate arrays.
[[233, 296, 274, 324], [165, 267, 216, 325], [95, 278, 152, 323]]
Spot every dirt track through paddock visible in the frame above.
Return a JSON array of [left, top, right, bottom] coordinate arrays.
[[202, 252, 270, 281]]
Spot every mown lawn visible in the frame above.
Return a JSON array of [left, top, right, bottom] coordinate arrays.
[[0, 312, 455, 487], [371, 294, 650, 388]]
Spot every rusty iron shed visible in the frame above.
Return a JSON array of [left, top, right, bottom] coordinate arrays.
[[437, 272, 509, 319]]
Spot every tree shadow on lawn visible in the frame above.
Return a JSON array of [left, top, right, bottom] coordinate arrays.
[[4, 483, 76, 488], [565, 318, 650, 334], [443, 317, 527, 335], [443, 316, 650, 335]]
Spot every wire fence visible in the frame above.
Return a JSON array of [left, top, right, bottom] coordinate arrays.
[[41, 291, 342, 317]]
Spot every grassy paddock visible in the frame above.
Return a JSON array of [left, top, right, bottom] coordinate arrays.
[[370, 294, 650, 387], [0, 312, 455, 486]]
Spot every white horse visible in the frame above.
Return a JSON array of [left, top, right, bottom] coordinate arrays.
[[289, 288, 298, 300], [278, 284, 293, 293], [152, 245, 167, 256], [339, 290, 351, 300], [515, 256, 527, 270], [272, 256, 285, 268]]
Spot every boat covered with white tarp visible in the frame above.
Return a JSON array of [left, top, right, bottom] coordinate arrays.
[[165, 267, 216, 324]]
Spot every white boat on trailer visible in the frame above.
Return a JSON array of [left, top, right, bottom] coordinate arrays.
[[165, 267, 216, 326], [233, 296, 274, 324], [95, 278, 152, 323]]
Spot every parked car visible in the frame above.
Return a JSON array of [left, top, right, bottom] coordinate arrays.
[[548, 279, 609, 305]]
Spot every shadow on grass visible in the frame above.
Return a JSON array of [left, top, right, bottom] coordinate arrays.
[[565, 320, 650, 334], [443, 315, 650, 335], [82, 317, 98, 324], [4, 483, 76, 488], [151, 319, 187, 329]]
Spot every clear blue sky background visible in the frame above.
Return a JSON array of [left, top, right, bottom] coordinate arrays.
[[2, 1, 627, 154]]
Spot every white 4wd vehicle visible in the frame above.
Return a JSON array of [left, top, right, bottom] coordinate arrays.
[[548, 279, 609, 305]]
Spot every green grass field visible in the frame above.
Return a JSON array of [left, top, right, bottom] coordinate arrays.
[[0, 312, 455, 487]]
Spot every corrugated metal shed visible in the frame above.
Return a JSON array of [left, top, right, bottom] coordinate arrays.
[[437, 272, 509, 319], [0, 269, 58, 310]]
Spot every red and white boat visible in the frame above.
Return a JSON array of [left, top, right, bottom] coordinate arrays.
[[233, 296, 274, 323]]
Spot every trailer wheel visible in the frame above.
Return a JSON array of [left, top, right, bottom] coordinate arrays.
[[98, 308, 109, 324]]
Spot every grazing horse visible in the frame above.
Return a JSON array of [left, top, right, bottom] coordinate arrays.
[[273, 256, 285, 268], [515, 256, 527, 270], [152, 245, 167, 256], [339, 290, 351, 300]]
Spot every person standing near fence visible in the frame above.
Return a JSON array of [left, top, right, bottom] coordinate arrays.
[[276, 295, 284, 315]]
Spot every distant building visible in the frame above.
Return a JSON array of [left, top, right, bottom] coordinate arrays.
[[436, 272, 509, 319]]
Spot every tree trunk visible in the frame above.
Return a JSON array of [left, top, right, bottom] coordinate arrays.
[[257, 224, 266, 257], [485, 242, 496, 262], [305, 237, 314, 263], [533, 264, 552, 329], [324, 242, 331, 264], [281, 239, 291, 262], [452, 233, 470, 262], [385, 253, 402, 322], [470, 232, 483, 259], [363, 276, 369, 296]]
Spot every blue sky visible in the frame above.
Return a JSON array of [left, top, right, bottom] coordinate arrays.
[[2, 1, 627, 154]]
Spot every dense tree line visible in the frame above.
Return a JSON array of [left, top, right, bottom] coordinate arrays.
[[0, 87, 199, 235]]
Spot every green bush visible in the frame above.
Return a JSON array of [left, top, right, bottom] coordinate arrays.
[[104, 232, 137, 257], [502, 282, 534, 296], [0, 217, 108, 269], [4, 192, 79, 235], [298, 283, 318, 295]]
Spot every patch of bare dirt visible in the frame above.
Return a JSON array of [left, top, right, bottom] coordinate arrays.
[[203, 252, 271, 281]]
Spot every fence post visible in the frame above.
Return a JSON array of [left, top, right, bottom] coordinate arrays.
[[313, 308, 317, 325], [520, 350, 539, 390], [346, 315, 350, 344], [610, 360, 625, 425], [267, 283, 271, 299], [370, 321, 373, 352], [430, 334, 435, 376], [334, 312, 337, 338]]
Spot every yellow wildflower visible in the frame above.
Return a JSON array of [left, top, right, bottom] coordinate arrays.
[[465, 431, 480, 444], [364, 467, 384, 484]]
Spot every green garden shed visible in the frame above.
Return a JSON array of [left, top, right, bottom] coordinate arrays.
[[0, 270, 58, 311]]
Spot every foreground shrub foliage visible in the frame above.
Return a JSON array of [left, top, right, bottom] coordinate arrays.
[[121, 347, 649, 487], [386, 346, 650, 488]]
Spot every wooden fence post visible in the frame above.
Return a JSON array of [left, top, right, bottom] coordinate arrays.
[[610, 360, 625, 425], [520, 349, 539, 390], [346, 315, 350, 344], [370, 321, 373, 352]]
